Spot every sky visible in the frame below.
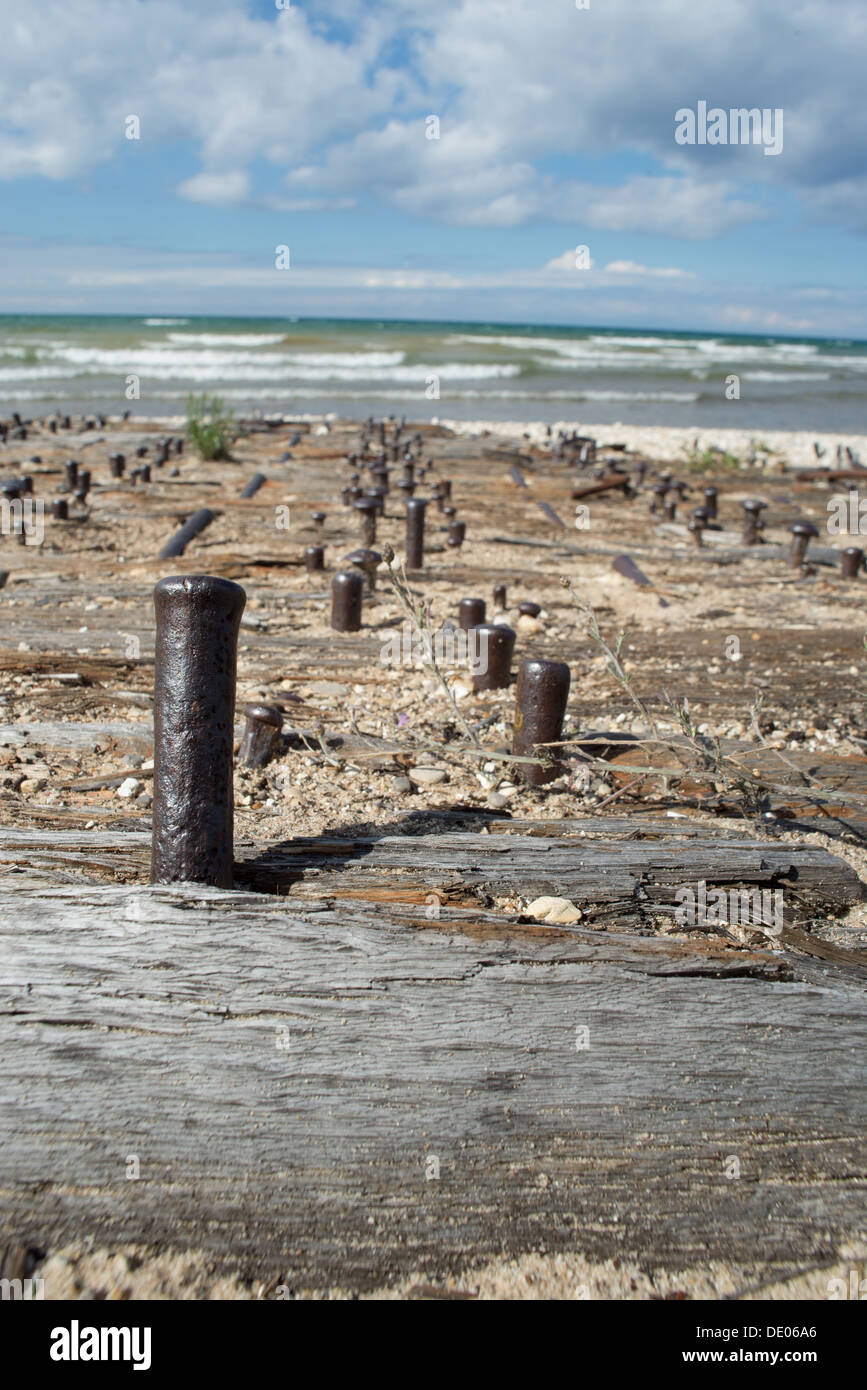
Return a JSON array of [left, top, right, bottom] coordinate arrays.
[[1, 0, 866, 333]]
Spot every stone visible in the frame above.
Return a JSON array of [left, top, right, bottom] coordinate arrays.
[[526, 896, 584, 925], [117, 777, 143, 799], [408, 767, 447, 786]]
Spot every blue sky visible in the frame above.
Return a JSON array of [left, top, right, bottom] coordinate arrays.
[[1, 0, 866, 333]]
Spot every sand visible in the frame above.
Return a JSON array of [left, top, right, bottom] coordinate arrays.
[[3, 409, 866, 1301], [439, 418, 867, 471], [35, 1241, 867, 1301]]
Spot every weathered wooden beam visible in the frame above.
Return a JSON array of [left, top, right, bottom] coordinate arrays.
[[1, 878, 865, 1292], [0, 823, 859, 930]]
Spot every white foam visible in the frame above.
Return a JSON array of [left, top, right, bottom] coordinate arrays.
[[166, 332, 288, 346]]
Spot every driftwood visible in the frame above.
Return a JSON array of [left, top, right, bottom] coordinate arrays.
[[571, 473, 630, 500], [1, 842, 865, 1292], [0, 821, 861, 930]]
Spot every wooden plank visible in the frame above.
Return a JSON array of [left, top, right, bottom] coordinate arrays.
[[1, 878, 866, 1292], [0, 824, 860, 928]]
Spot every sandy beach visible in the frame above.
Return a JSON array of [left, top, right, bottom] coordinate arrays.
[[442, 419, 867, 471], [1, 406, 866, 1302]]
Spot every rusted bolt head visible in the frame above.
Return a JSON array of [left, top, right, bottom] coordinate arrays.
[[354, 497, 378, 544], [518, 601, 541, 618], [304, 544, 325, 573], [331, 569, 364, 632], [471, 622, 516, 692], [344, 548, 381, 592], [238, 703, 284, 768], [841, 546, 864, 579], [788, 520, 819, 567], [511, 657, 571, 786], [458, 597, 486, 630], [447, 520, 466, 547], [51, 498, 69, 521], [493, 582, 507, 609]]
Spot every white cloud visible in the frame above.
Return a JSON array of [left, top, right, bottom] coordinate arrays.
[[604, 261, 697, 279], [177, 170, 250, 205], [545, 250, 595, 272], [719, 305, 815, 332], [0, 0, 865, 236], [62, 249, 703, 295], [4, 238, 865, 331], [581, 178, 767, 239]]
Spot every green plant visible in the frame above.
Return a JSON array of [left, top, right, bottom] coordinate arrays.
[[185, 393, 236, 460], [683, 445, 742, 473]]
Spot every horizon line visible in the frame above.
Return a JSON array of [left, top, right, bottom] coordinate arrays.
[[0, 310, 861, 347]]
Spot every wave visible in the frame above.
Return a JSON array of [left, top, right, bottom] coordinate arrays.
[[166, 332, 288, 347], [587, 334, 690, 348], [143, 318, 189, 326], [0, 356, 520, 383], [744, 371, 832, 382], [279, 350, 406, 368]]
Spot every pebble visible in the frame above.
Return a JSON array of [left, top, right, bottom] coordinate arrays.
[[117, 777, 143, 799], [391, 775, 413, 793], [19, 777, 45, 794], [409, 767, 448, 786], [486, 791, 510, 809], [527, 896, 584, 925]]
